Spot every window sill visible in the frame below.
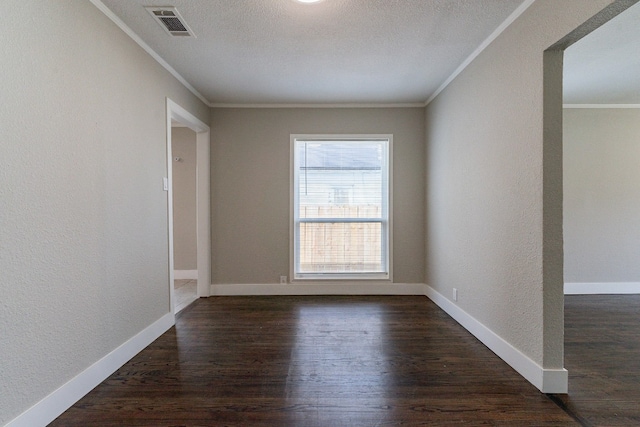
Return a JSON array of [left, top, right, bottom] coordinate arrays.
[[293, 273, 391, 282]]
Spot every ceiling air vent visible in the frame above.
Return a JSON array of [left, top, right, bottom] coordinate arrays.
[[145, 7, 195, 37]]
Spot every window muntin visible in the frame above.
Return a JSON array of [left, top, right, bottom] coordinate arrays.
[[292, 136, 391, 280]]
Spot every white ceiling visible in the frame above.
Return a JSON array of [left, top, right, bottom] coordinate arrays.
[[564, 0, 640, 105], [98, 0, 526, 106], [97, 0, 638, 107]]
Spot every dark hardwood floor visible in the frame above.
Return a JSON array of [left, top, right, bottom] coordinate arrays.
[[51, 296, 579, 426], [551, 295, 640, 427]]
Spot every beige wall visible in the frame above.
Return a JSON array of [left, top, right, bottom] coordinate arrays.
[[425, 0, 613, 370], [211, 107, 425, 285], [0, 1, 209, 424], [172, 127, 198, 271], [564, 108, 640, 284]]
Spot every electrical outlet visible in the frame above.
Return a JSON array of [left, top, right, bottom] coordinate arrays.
[[280, 276, 287, 284], [453, 288, 458, 301]]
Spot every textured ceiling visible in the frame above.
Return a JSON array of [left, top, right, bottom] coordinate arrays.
[[97, 0, 638, 106], [99, 0, 525, 105], [564, 1, 640, 104]]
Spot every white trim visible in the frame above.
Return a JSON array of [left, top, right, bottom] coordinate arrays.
[[168, 100, 209, 132], [175, 295, 199, 313], [387, 136, 394, 282], [542, 369, 570, 394], [425, 0, 536, 106], [563, 104, 640, 109], [89, 0, 210, 107], [210, 283, 424, 296], [6, 313, 174, 427], [195, 128, 211, 299], [424, 284, 568, 393], [211, 103, 425, 109], [564, 282, 640, 295], [166, 105, 176, 313], [290, 135, 393, 282], [90, 0, 538, 110], [167, 99, 211, 301], [174, 269, 198, 280]]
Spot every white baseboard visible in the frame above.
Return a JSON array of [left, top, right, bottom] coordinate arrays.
[[564, 282, 640, 295], [211, 282, 568, 392], [423, 285, 567, 394], [174, 269, 198, 280], [175, 295, 199, 313], [7, 313, 175, 427], [10, 280, 571, 427], [211, 282, 425, 296]]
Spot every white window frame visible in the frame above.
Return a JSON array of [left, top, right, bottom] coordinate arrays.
[[290, 134, 393, 282]]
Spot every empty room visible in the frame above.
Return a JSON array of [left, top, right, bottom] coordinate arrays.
[[1, 1, 638, 426]]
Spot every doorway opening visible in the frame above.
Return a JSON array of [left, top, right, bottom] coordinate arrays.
[[541, 0, 639, 395], [542, 0, 639, 422], [172, 125, 198, 312], [166, 99, 211, 314], [559, 2, 640, 423]]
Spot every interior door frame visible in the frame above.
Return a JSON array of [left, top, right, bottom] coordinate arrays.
[[166, 98, 211, 313]]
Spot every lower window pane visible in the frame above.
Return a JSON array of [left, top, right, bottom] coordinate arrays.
[[299, 222, 383, 273]]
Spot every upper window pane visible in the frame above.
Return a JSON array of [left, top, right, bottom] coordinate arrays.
[[297, 141, 384, 219]]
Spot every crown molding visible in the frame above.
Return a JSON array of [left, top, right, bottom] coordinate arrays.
[[90, 0, 426, 110], [424, 0, 537, 107], [92, 0, 541, 111], [89, 0, 211, 107], [210, 103, 425, 109], [563, 104, 640, 109]]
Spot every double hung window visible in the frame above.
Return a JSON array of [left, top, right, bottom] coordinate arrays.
[[291, 135, 391, 280]]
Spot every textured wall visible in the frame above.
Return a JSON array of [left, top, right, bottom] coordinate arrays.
[[425, 0, 613, 368], [172, 128, 198, 271], [0, 1, 209, 424], [211, 108, 425, 285], [564, 108, 640, 284]]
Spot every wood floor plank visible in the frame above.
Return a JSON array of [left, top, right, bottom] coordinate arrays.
[[551, 295, 640, 427], [51, 296, 577, 426]]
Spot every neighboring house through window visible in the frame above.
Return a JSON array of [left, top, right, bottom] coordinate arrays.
[[291, 135, 392, 281]]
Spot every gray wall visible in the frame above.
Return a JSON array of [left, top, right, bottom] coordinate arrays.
[[425, 0, 612, 369], [211, 107, 425, 285], [564, 108, 640, 284], [0, 1, 209, 424], [172, 127, 198, 271]]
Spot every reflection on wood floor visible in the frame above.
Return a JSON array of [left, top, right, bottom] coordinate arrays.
[[52, 296, 581, 426], [550, 295, 640, 427]]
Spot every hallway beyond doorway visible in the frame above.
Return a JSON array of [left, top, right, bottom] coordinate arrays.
[[174, 279, 197, 313]]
